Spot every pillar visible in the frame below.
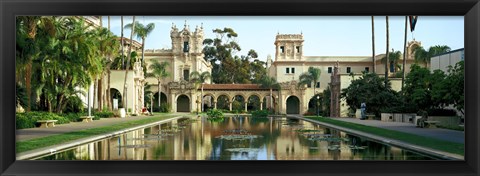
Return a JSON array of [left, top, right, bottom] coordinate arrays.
[[229, 102, 232, 111], [260, 101, 263, 110], [214, 101, 217, 109], [244, 102, 248, 112]]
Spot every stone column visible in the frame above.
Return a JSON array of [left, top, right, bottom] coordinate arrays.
[[244, 102, 248, 112], [229, 102, 232, 111], [260, 101, 263, 110], [213, 101, 217, 109]]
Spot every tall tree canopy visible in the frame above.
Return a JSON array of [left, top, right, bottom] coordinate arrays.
[[202, 28, 266, 84]]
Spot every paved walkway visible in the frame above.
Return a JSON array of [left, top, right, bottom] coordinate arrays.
[[331, 117, 464, 144], [16, 113, 190, 142]]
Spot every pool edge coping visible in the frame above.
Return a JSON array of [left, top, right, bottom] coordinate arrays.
[[16, 115, 191, 160]]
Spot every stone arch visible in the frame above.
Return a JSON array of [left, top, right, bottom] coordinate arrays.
[[247, 94, 261, 111], [231, 93, 246, 102], [153, 92, 168, 112], [286, 95, 300, 114], [202, 93, 215, 112], [216, 93, 231, 103], [232, 94, 246, 112], [262, 95, 277, 112], [216, 94, 230, 110], [307, 93, 323, 116], [110, 88, 122, 109], [176, 94, 190, 112]]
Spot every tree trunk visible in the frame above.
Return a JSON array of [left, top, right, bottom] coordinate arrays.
[[270, 88, 273, 112], [93, 77, 98, 111], [402, 16, 408, 91], [122, 16, 136, 108], [121, 16, 125, 69], [107, 70, 111, 110], [385, 16, 390, 85], [142, 38, 145, 66], [25, 62, 32, 112], [372, 16, 376, 73], [55, 94, 65, 113], [98, 77, 103, 111], [158, 80, 161, 112]]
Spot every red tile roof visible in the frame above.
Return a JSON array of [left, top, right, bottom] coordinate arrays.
[[201, 84, 274, 90]]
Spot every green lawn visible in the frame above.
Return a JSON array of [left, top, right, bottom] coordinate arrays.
[[304, 116, 464, 156], [17, 114, 181, 153]]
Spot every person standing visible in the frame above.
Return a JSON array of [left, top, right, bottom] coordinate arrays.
[[360, 102, 366, 120]]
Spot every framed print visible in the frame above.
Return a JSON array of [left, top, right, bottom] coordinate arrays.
[[1, 0, 479, 176]]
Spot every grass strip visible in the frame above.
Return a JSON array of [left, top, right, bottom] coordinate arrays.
[[304, 116, 464, 156], [17, 114, 180, 153]]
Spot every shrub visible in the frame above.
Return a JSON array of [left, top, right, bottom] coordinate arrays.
[[252, 110, 269, 118], [160, 103, 171, 113], [63, 96, 84, 113], [94, 109, 115, 119], [427, 108, 458, 116], [61, 113, 86, 122], [16, 111, 70, 129]]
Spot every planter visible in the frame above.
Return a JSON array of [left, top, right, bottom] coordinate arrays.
[[355, 109, 362, 119], [119, 108, 126, 118], [381, 113, 393, 122]]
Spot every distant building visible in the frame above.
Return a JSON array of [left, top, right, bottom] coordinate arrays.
[[430, 48, 464, 72]]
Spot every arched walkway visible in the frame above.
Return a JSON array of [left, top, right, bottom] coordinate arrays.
[[110, 88, 122, 109], [307, 94, 323, 116], [247, 95, 261, 112], [153, 92, 168, 112], [232, 95, 245, 112], [216, 95, 230, 111], [176, 94, 190, 112], [286, 96, 300, 114]]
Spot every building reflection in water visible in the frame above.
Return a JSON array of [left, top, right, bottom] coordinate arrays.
[[36, 116, 434, 160]]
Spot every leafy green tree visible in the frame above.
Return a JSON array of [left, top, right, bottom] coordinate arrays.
[[435, 61, 464, 115], [402, 64, 439, 112], [122, 16, 136, 109], [341, 73, 402, 116], [146, 60, 170, 112], [202, 28, 264, 84]]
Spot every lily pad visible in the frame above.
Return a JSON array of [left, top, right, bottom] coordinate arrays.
[[226, 148, 260, 152], [215, 134, 263, 140]]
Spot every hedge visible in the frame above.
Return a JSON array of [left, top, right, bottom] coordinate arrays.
[[16, 111, 71, 129]]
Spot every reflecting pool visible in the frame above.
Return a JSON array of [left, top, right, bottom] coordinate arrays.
[[35, 116, 436, 160]]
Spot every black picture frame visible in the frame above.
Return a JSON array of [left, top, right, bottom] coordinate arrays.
[[1, 0, 479, 175]]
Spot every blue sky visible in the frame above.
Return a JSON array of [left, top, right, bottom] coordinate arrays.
[[101, 16, 464, 62]]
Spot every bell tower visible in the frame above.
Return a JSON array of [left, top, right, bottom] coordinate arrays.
[[274, 33, 304, 61], [170, 21, 205, 81]]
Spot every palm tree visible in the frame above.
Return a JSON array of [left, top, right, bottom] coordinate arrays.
[[122, 16, 136, 110], [371, 16, 376, 73], [259, 76, 280, 113], [385, 16, 390, 85], [298, 67, 322, 96], [381, 50, 402, 74], [124, 21, 155, 66], [414, 45, 451, 68], [190, 71, 212, 112], [95, 27, 119, 111], [146, 60, 170, 112]]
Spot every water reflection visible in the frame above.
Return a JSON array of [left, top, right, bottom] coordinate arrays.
[[36, 116, 434, 160]]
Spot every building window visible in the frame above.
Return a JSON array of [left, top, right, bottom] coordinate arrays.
[[183, 70, 189, 81], [346, 67, 351, 73], [365, 67, 369, 72], [316, 82, 320, 88], [390, 62, 394, 72], [328, 67, 332, 73], [183, 42, 189, 53], [291, 67, 295, 73], [280, 46, 285, 53], [286, 68, 290, 74], [296, 46, 300, 53], [307, 83, 312, 88]]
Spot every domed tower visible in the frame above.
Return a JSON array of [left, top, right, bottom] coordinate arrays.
[[406, 40, 422, 60], [274, 33, 304, 61], [170, 21, 205, 81]]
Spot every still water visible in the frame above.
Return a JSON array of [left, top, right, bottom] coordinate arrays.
[[36, 116, 435, 160]]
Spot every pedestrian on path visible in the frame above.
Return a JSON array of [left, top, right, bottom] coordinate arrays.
[[360, 102, 366, 120]]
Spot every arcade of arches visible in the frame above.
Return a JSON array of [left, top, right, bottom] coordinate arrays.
[[138, 80, 319, 114]]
